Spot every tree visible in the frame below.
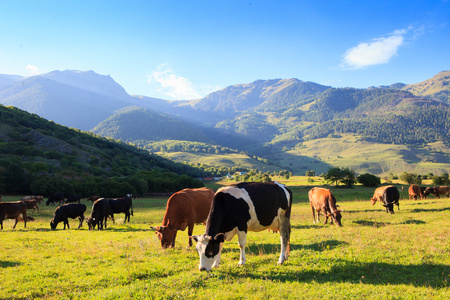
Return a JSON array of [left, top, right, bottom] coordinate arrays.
[[399, 172, 422, 184], [324, 167, 356, 187], [358, 173, 381, 187], [323, 167, 342, 186]]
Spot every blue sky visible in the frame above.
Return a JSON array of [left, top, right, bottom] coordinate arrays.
[[1, 0, 449, 100]]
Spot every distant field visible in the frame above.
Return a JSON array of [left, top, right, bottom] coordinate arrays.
[[157, 151, 283, 172], [0, 183, 449, 299], [284, 136, 450, 177]]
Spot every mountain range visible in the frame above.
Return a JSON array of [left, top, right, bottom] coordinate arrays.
[[1, 69, 449, 176]]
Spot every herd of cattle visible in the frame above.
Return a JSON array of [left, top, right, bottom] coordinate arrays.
[[0, 194, 134, 230], [0, 182, 448, 271]]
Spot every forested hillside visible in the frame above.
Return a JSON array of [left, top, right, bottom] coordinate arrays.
[[91, 106, 212, 146], [0, 105, 204, 196]]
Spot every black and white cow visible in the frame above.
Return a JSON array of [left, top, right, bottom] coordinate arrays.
[[192, 182, 292, 271], [382, 186, 400, 214]]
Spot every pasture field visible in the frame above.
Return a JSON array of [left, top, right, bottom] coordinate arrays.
[[0, 185, 449, 299]]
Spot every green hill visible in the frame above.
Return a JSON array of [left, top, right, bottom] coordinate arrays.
[[0, 105, 204, 196], [91, 106, 212, 146]]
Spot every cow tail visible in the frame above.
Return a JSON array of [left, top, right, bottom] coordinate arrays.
[[131, 202, 134, 216]]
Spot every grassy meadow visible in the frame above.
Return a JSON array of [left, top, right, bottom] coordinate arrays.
[[0, 180, 449, 299]]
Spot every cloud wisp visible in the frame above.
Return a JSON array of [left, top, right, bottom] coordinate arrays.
[[25, 65, 40, 76], [342, 29, 409, 69], [148, 64, 201, 100]]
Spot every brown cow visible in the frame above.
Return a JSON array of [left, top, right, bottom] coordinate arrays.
[[308, 187, 342, 226], [371, 185, 394, 205], [408, 184, 422, 200], [22, 199, 40, 213], [152, 187, 214, 248], [0, 201, 28, 229], [87, 196, 100, 202], [423, 186, 450, 199]]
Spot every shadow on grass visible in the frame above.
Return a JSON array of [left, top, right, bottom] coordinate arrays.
[[224, 260, 449, 288], [1, 260, 21, 268], [224, 240, 348, 256], [410, 207, 450, 213], [401, 219, 426, 225], [353, 220, 391, 227]]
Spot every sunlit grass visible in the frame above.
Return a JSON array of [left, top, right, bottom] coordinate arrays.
[[0, 188, 449, 299]]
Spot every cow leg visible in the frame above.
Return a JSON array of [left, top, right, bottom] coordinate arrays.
[[212, 243, 223, 268], [187, 223, 194, 247], [237, 230, 247, 265], [278, 214, 290, 265], [78, 216, 84, 229], [13, 217, 19, 229], [311, 204, 316, 224]]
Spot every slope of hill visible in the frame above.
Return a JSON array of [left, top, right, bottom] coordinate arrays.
[[91, 106, 212, 145], [0, 104, 203, 196], [402, 71, 450, 103]]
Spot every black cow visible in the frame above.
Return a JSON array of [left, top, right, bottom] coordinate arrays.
[[108, 196, 133, 223], [65, 195, 81, 204], [50, 203, 87, 230], [192, 182, 292, 272], [382, 186, 400, 214], [46, 193, 65, 206], [86, 198, 110, 230]]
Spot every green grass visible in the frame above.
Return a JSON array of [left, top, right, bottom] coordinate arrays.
[[0, 185, 449, 299]]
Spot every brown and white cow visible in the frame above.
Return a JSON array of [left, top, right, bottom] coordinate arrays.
[[309, 187, 342, 226], [192, 182, 292, 271], [408, 184, 423, 200], [0, 201, 28, 229], [371, 185, 394, 205], [152, 187, 214, 248], [423, 186, 450, 199]]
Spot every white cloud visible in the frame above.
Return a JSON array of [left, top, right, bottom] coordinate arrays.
[[342, 30, 407, 69], [148, 64, 201, 100], [25, 65, 40, 75]]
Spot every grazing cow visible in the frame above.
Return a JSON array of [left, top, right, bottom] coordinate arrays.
[[50, 203, 87, 230], [423, 186, 450, 199], [46, 193, 65, 206], [382, 186, 400, 214], [86, 198, 110, 230], [370, 186, 394, 205], [192, 182, 292, 272], [408, 184, 423, 200], [22, 198, 40, 213], [108, 196, 134, 223], [22, 195, 44, 203], [0, 201, 27, 229], [152, 187, 214, 248], [309, 187, 342, 226], [65, 195, 81, 204]]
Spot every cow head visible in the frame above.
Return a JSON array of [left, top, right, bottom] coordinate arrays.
[[86, 217, 96, 230], [152, 223, 177, 248], [50, 219, 57, 230], [370, 197, 377, 205], [422, 187, 437, 199], [327, 210, 342, 226], [383, 203, 395, 214], [192, 233, 224, 271]]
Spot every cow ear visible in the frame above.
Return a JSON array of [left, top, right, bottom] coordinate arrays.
[[191, 235, 199, 242], [214, 233, 225, 242]]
